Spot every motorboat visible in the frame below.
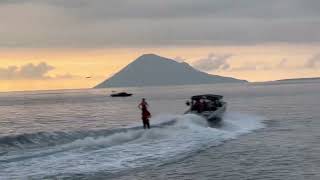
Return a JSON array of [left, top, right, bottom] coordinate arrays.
[[110, 92, 133, 97], [185, 94, 227, 122]]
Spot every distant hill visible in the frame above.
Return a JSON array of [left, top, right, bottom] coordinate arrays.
[[276, 77, 320, 82], [95, 54, 247, 88], [253, 77, 320, 86]]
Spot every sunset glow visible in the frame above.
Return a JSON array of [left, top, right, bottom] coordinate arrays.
[[1, 44, 319, 92], [1, 0, 319, 92]]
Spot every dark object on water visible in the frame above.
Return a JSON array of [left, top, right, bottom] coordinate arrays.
[[110, 92, 133, 97], [185, 94, 227, 122]]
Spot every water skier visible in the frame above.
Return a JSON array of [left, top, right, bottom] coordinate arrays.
[[138, 98, 151, 129]]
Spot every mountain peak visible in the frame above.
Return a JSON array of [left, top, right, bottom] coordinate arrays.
[[95, 54, 247, 88], [135, 54, 171, 63], [138, 53, 160, 59]]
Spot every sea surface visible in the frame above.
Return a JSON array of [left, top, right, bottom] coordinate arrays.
[[0, 81, 319, 179]]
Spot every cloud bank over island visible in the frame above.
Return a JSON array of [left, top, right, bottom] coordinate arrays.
[[188, 52, 320, 73], [0, 0, 320, 48], [192, 54, 232, 71]]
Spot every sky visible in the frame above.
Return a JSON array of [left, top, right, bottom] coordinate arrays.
[[0, 0, 319, 92]]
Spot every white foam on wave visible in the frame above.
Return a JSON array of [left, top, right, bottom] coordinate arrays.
[[0, 112, 265, 179], [221, 112, 265, 135]]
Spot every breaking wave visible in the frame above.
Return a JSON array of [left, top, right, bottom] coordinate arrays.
[[0, 120, 175, 153], [0, 112, 265, 179]]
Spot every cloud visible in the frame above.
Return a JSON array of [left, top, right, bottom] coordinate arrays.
[[231, 62, 275, 71], [54, 73, 75, 79], [233, 55, 320, 71], [0, 62, 54, 79], [232, 65, 275, 71], [201, 55, 319, 72], [0, 0, 320, 48], [0, 62, 75, 80], [277, 58, 289, 68], [8, 0, 319, 20], [304, 54, 320, 68], [192, 53, 231, 71], [174, 56, 186, 62], [231, 64, 258, 71]]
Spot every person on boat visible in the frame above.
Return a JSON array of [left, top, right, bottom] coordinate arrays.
[[209, 101, 217, 111], [138, 98, 151, 129], [200, 99, 207, 112], [193, 99, 202, 113]]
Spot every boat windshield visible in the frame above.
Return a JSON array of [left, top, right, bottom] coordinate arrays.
[[190, 96, 222, 112]]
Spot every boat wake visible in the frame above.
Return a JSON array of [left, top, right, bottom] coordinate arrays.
[[0, 112, 265, 179]]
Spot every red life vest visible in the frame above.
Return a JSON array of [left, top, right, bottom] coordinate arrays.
[[142, 109, 151, 118]]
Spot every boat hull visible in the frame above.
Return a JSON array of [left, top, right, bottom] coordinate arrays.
[[185, 103, 227, 122], [110, 93, 133, 97]]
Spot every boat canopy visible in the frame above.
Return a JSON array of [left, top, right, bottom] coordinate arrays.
[[191, 94, 223, 101]]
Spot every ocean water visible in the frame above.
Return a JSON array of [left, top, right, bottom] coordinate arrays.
[[0, 82, 319, 179]]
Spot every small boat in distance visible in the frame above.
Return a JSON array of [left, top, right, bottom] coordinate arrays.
[[110, 92, 133, 97], [185, 94, 227, 122]]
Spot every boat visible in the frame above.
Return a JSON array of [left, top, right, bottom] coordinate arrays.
[[110, 92, 133, 97], [185, 94, 227, 122]]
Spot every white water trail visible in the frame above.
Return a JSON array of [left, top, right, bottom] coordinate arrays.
[[0, 112, 265, 179]]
